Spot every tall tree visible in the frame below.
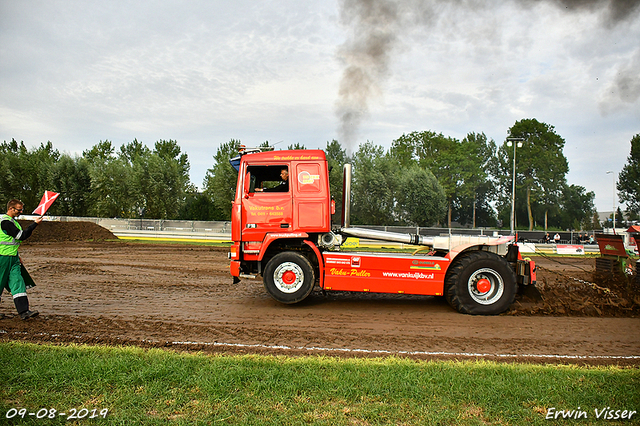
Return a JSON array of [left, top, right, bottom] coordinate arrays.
[[455, 181, 498, 228], [350, 142, 396, 225], [590, 211, 601, 230], [0, 139, 24, 205], [395, 131, 463, 227], [559, 184, 595, 230], [84, 139, 136, 218], [49, 155, 92, 217], [118, 139, 150, 217], [617, 133, 640, 216], [389, 133, 419, 169], [499, 119, 569, 231], [87, 138, 192, 219], [287, 143, 306, 150], [417, 133, 468, 228], [119, 138, 150, 163], [203, 139, 242, 220], [615, 207, 624, 227], [86, 155, 132, 218], [459, 132, 496, 228], [177, 190, 224, 221], [83, 140, 115, 162], [396, 165, 446, 226], [148, 140, 191, 219], [0, 139, 59, 209]]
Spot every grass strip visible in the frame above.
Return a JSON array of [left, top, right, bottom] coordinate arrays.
[[1, 342, 638, 425]]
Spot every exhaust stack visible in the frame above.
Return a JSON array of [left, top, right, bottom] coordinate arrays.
[[339, 163, 434, 247], [341, 164, 352, 229]]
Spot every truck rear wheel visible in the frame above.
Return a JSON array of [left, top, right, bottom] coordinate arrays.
[[263, 252, 315, 304], [444, 251, 516, 315]]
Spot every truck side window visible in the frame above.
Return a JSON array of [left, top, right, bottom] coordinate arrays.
[[247, 165, 289, 193]]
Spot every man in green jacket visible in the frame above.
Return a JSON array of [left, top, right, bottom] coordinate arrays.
[[1, 199, 42, 320]]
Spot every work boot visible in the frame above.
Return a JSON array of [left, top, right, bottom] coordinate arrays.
[[14, 296, 38, 320], [20, 310, 39, 320]]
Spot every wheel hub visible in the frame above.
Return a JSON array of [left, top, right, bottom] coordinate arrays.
[[476, 278, 491, 293], [468, 268, 504, 305], [281, 270, 297, 285], [273, 262, 304, 293]]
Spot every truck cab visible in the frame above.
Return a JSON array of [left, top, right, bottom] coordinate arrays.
[[229, 149, 332, 281]]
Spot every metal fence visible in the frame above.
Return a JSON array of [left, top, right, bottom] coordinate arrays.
[[38, 215, 624, 246], [52, 216, 231, 240]]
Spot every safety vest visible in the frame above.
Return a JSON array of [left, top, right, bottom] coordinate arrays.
[[0, 214, 21, 256]]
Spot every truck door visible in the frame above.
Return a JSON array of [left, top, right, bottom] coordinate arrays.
[[241, 164, 293, 239], [292, 161, 330, 233]]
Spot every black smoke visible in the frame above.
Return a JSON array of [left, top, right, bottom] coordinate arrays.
[[335, 0, 640, 149]]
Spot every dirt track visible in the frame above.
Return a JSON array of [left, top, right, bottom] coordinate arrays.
[[1, 223, 639, 366]]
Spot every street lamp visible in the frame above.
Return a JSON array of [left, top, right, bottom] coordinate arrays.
[[606, 171, 616, 230], [506, 137, 524, 235]]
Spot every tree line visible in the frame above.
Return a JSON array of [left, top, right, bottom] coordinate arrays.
[[0, 138, 202, 220], [194, 120, 638, 231], [2, 119, 638, 230]]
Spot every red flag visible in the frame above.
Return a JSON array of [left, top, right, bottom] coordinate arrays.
[[32, 191, 60, 216]]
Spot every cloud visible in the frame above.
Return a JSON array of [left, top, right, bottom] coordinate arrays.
[[550, 0, 640, 26], [1, 0, 638, 209], [599, 49, 640, 114], [334, 0, 640, 153]]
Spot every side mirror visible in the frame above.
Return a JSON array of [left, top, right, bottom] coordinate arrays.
[[244, 173, 258, 198], [244, 172, 251, 198]]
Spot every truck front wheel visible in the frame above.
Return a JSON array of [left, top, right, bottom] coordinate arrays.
[[263, 252, 315, 304], [444, 251, 516, 315]]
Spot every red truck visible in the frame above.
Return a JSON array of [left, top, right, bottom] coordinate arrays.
[[229, 148, 536, 315]]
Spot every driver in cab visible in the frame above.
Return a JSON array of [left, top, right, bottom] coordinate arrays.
[[255, 168, 289, 192]]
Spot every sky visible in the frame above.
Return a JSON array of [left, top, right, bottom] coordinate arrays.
[[1, 0, 638, 213]]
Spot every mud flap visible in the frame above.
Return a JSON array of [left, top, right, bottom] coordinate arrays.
[[230, 260, 241, 284]]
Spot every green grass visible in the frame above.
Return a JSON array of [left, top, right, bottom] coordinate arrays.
[[1, 343, 638, 425]]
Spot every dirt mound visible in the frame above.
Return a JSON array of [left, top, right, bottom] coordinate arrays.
[[18, 220, 116, 243], [509, 259, 640, 317]]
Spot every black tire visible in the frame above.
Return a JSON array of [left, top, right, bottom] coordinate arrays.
[[263, 252, 315, 304], [444, 251, 517, 315]]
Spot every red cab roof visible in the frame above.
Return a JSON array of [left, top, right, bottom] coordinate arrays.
[[241, 149, 326, 163]]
